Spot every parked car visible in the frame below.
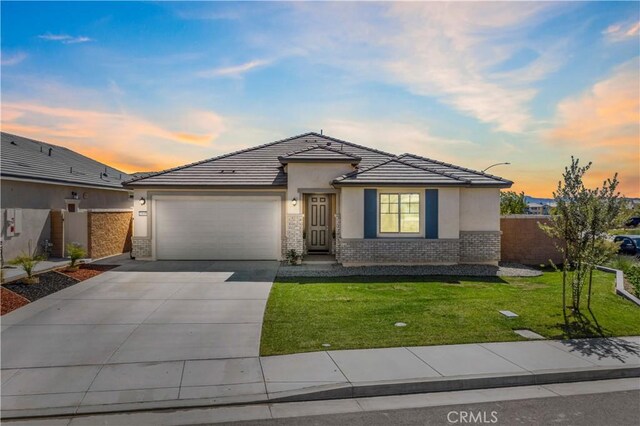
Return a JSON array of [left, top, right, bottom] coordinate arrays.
[[624, 217, 640, 228], [613, 235, 640, 256]]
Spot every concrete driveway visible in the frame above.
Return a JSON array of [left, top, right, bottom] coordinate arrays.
[[1, 260, 278, 417]]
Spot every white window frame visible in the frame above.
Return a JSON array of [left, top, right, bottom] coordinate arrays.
[[378, 192, 421, 235]]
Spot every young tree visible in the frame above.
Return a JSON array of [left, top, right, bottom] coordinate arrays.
[[540, 157, 623, 313], [500, 191, 527, 215]]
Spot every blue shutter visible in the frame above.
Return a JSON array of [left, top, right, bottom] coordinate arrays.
[[364, 189, 377, 239], [425, 189, 438, 239]]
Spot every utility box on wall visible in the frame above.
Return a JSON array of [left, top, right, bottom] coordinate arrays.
[[4, 208, 23, 237]]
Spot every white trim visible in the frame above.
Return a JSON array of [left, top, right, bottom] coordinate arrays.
[[1, 175, 131, 192]]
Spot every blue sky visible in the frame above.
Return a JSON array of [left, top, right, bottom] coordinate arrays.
[[2, 1, 639, 196]]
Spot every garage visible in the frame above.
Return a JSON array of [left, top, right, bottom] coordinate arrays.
[[154, 196, 281, 260]]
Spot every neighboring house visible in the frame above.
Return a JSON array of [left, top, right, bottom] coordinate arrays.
[[126, 132, 512, 265], [1, 132, 134, 262], [526, 202, 545, 215], [526, 202, 555, 215]]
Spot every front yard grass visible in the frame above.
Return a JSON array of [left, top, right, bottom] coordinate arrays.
[[260, 271, 640, 356]]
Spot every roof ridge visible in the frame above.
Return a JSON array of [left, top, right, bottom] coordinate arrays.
[[125, 132, 391, 185], [304, 132, 396, 157], [123, 132, 321, 184], [333, 157, 396, 181], [334, 157, 470, 183], [398, 153, 512, 183], [279, 144, 362, 160]]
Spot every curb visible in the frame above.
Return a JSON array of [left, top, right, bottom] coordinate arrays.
[[2, 365, 638, 420]]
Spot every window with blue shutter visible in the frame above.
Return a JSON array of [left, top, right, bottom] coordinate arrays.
[[425, 189, 438, 239], [364, 189, 377, 238]]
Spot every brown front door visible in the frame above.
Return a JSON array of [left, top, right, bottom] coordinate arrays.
[[308, 195, 329, 251]]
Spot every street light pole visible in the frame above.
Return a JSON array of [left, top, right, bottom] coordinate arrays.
[[482, 162, 511, 173]]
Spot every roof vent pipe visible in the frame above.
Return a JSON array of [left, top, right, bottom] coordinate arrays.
[[40, 146, 43, 152], [48, 148, 52, 156]]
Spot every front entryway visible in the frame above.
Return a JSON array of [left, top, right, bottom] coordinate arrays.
[[307, 194, 330, 252]]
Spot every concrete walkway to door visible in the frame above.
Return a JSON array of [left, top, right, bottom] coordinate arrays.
[[1, 260, 279, 418]]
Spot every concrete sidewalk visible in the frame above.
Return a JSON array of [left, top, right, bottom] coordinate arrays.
[[2, 335, 639, 419]]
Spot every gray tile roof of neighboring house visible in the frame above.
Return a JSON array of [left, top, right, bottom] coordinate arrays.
[[333, 155, 512, 187], [124, 132, 512, 188], [125, 132, 392, 187], [278, 145, 362, 164], [1, 132, 132, 190]]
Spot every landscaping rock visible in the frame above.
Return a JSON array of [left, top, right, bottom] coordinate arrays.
[[1, 287, 30, 315], [3, 271, 78, 302], [277, 262, 542, 278]]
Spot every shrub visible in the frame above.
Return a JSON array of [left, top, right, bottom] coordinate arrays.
[[286, 249, 301, 265], [626, 265, 640, 298], [66, 243, 87, 267], [8, 253, 45, 279], [609, 255, 637, 273]]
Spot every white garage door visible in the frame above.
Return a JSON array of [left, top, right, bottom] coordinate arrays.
[[155, 197, 281, 260]]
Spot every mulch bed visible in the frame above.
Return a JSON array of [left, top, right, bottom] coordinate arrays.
[[1, 287, 30, 315], [3, 272, 79, 302], [60, 264, 118, 281]]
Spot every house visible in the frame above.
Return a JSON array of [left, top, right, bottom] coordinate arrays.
[[526, 202, 545, 215], [526, 202, 555, 215], [1, 132, 134, 262], [125, 132, 512, 265]]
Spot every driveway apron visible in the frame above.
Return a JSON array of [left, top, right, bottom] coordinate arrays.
[[1, 261, 278, 416]]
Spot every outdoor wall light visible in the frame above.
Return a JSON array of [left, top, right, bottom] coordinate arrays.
[[139, 197, 146, 206], [292, 197, 297, 207]]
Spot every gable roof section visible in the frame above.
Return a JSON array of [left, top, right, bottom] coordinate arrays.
[[125, 132, 392, 187], [278, 145, 362, 164], [1, 132, 132, 190], [333, 158, 471, 186], [333, 155, 512, 187], [397, 153, 512, 186]]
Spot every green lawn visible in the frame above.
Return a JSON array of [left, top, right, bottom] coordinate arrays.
[[260, 271, 640, 356]]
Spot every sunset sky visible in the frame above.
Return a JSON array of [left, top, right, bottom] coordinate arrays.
[[1, 1, 639, 197]]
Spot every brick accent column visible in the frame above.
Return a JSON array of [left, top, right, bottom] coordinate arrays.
[[459, 231, 501, 263], [132, 237, 152, 258], [334, 214, 341, 258], [286, 214, 304, 256]]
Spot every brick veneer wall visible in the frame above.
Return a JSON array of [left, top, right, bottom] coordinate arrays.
[[337, 238, 460, 265], [88, 211, 133, 259], [286, 214, 304, 256], [50, 210, 64, 258], [459, 231, 501, 263], [501, 215, 563, 265], [132, 237, 152, 258]]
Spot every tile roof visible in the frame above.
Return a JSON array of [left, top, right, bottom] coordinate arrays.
[[125, 132, 512, 188], [333, 155, 512, 187], [125, 132, 392, 187], [1, 132, 132, 190], [278, 145, 362, 164], [397, 153, 513, 186]]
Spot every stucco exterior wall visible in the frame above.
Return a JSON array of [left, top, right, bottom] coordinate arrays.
[[459, 188, 500, 231], [1, 179, 132, 210], [286, 163, 353, 214], [438, 188, 460, 238], [1, 208, 51, 262], [340, 187, 364, 238]]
